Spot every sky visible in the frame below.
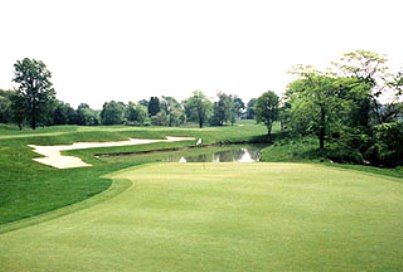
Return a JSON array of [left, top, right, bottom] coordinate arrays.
[[0, 0, 402, 109]]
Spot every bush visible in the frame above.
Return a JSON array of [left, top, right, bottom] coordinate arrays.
[[365, 122, 403, 167]]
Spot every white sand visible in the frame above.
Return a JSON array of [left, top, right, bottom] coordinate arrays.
[[29, 136, 195, 169]]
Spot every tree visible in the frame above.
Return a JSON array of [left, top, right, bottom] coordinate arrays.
[[126, 102, 148, 126], [332, 50, 401, 126], [9, 91, 26, 129], [12, 58, 56, 129], [0, 89, 12, 123], [148, 97, 160, 117], [366, 122, 403, 167], [52, 100, 74, 125], [184, 90, 213, 128], [211, 91, 231, 126], [210, 91, 240, 126], [287, 64, 371, 151], [288, 76, 337, 150], [151, 111, 168, 126], [76, 103, 100, 126], [135, 104, 148, 125], [255, 91, 279, 136], [233, 95, 245, 120], [246, 98, 257, 119], [100, 101, 126, 125], [161, 96, 185, 127]]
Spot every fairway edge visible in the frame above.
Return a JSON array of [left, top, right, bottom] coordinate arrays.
[[0, 179, 132, 235]]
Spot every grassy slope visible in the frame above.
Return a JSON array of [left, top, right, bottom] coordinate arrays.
[[1, 163, 402, 271], [0, 121, 267, 225], [260, 136, 403, 179]]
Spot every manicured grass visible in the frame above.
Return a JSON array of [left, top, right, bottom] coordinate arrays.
[[1, 163, 402, 271], [0, 121, 267, 225]]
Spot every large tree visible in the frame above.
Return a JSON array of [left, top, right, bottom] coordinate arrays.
[[184, 90, 213, 128], [100, 101, 126, 125], [77, 103, 100, 126], [161, 96, 185, 127], [288, 65, 353, 150], [211, 91, 232, 126], [12, 58, 56, 129], [148, 96, 160, 117], [126, 102, 148, 126], [332, 50, 402, 125], [255, 90, 279, 136]]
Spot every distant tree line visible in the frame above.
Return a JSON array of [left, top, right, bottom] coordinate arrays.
[[0, 58, 257, 129]]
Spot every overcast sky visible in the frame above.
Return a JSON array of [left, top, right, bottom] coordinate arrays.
[[1, 0, 402, 109]]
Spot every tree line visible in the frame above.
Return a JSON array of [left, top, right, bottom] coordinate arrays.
[[0, 58, 257, 129]]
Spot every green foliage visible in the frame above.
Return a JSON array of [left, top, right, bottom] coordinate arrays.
[[126, 102, 149, 126], [0, 90, 12, 123], [151, 111, 168, 126], [211, 91, 233, 126], [148, 96, 160, 117], [332, 49, 401, 125], [184, 90, 213, 128], [255, 90, 279, 135], [287, 75, 351, 149], [51, 100, 77, 125], [100, 101, 126, 125], [160, 96, 185, 127], [283, 51, 402, 166], [233, 96, 245, 119], [246, 98, 257, 119], [74, 103, 100, 126], [366, 122, 403, 167], [12, 58, 56, 130]]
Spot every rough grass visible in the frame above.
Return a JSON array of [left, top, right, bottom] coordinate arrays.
[[0, 121, 267, 225], [1, 163, 402, 271], [260, 136, 403, 179]]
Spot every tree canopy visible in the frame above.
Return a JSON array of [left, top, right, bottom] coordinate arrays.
[[184, 90, 213, 128], [255, 90, 279, 136], [12, 58, 56, 129]]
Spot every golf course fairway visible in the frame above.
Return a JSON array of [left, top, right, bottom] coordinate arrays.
[[1, 163, 402, 271]]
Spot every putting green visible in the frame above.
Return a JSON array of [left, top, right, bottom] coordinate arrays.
[[1, 163, 402, 271]]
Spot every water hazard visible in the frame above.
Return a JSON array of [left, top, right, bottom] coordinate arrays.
[[165, 146, 261, 163]]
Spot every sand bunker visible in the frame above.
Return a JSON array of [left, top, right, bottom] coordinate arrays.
[[29, 136, 195, 169]]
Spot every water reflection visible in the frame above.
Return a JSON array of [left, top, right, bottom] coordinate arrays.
[[170, 147, 260, 163]]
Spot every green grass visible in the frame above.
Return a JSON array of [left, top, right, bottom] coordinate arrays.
[[1, 163, 402, 271], [0, 121, 267, 225], [260, 136, 403, 179], [260, 136, 321, 162]]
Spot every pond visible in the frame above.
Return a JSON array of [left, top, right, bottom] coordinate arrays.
[[163, 146, 262, 163]]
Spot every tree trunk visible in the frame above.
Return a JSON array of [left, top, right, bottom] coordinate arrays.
[[267, 122, 272, 136], [319, 106, 325, 150], [31, 96, 37, 130], [31, 108, 37, 130]]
